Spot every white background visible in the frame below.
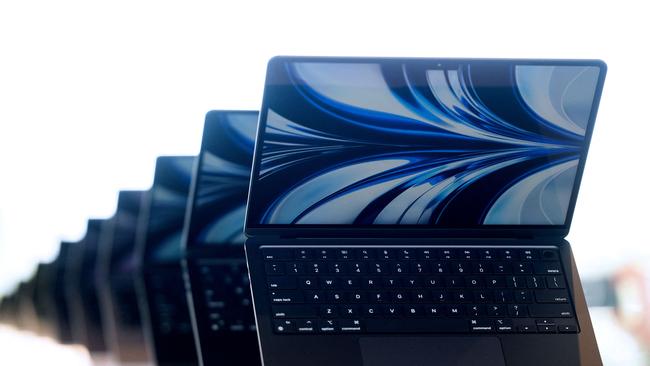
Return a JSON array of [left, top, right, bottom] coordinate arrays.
[[0, 0, 649, 364]]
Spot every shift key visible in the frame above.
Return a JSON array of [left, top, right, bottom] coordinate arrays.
[[529, 304, 573, 317], [272, 305, 318, 318]]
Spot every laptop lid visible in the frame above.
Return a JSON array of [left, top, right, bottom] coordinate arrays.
[[245, 56, 606, 239], [182, 110, 258, 258], [140, 156, 195, 265], [108, 190, 145, 275]]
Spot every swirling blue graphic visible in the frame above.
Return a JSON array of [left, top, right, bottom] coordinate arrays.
[[146, 156, 195, 262], [188, 111, 257, 246], [249, 61, 600, 226]]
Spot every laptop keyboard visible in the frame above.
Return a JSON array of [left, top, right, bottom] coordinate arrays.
[[197, 262, 257, 333], [262, 246, 579, 335]]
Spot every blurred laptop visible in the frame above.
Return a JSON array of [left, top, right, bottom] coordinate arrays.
[[65, 219, 109, 353], [181, 111, 260, 365], [135, 156, 198, 366], [97, 190, 150, 364]]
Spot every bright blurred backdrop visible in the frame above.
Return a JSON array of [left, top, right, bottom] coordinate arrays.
[[0, 0, 648, 364]]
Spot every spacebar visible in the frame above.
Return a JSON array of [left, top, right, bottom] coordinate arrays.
[[365, 318, 469, 333]]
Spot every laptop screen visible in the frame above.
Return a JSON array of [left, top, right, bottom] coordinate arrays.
[[109, 191, 144, 274], [143, 156, 194, 264], [246, 57, 605, 229], [185, 111, 257, 251]]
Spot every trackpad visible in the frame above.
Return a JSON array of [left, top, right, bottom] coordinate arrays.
[[360, 337, 505, 366]]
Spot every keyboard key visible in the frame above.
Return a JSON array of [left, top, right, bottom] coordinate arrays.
[[440, 249, 456, 260], [487, 304, 506, 317], [383, 305, 402, 317], [296, 319, 317, 333], [399, 249, 415, 260], [272, 305, 317, 318], [480, 249, 496, 260], [447, 305, 463, 317], [316, 249, 333, 260], [267, 276, 297, 289], [287, 263, 304, 275], [558, 324, 578, 333], [534, 262, 562, 275], [362, 305, 380, 317], [470, 319, 494, 333], [265, 263, 285, 275], [296, 249, 313, 260], [467, 304, 485, 317], [546, 276, 566, 289], [299, 277, 318, 289], [377, 249, 395, 260], [495, 319, 514, 332], [273, 319, 296, 333], [319, 319, 337, 333], [418, 249, 436, 260], [541, 250, 559, 261], [340, 319, 363, 332], [537, 324, 557, 333], [513, 262, 533, 274], [518, 324, 536, 333], [527, 276, 546, 289], [520, 249, 538, 260], [270, 290, 304, 304], [358, 249, 375, 260], [508, 304, 527, 317], [321, 305, 337, 317], [499, 249, 517, 260], [263, 249, 293, 261], [337, 249, 353, 260], [529, 304, 574, 318], [535, 290, 569, 303]]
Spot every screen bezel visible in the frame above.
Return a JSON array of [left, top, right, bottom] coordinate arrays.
[[182, 110, 258, 258], [245, 56, 607, 238]]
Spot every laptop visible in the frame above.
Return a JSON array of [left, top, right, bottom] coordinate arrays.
[[33, 261, 58, 338], [65, 219, 110, 353], [97, 190, 150, 364], [134, 156, 199, 366], [16, 278, 38, 333], [52, 241, 76, 344], [244, 56, 607, 366], [181, 110, 260, 366]]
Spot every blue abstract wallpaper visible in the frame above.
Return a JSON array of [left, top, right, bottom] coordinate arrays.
[[111, 190, 144, 272], [248, 61, 601, 226], [188, 112, 257, 246], [145, 157, 194, 262]]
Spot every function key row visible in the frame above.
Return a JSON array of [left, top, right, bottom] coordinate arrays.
[[262, 248, 558, 262], [265, 261, 563, 276]]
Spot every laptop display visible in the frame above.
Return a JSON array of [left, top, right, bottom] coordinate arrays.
[[185, 111, 257, 252], [111, 191, 145, 274], [143, 157, 195, 264], [246, 59, 602, 228]]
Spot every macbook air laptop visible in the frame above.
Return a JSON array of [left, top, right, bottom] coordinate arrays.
[[53, 241, 76, 344], [33, 261, 58, 338], [244, 56, 607, 366], [64, 234, 91, 346], [135, 156, 199, 366], [181, 110, 260, 366], [97, 190, 150, 364], [65, 219, 110, 353]]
